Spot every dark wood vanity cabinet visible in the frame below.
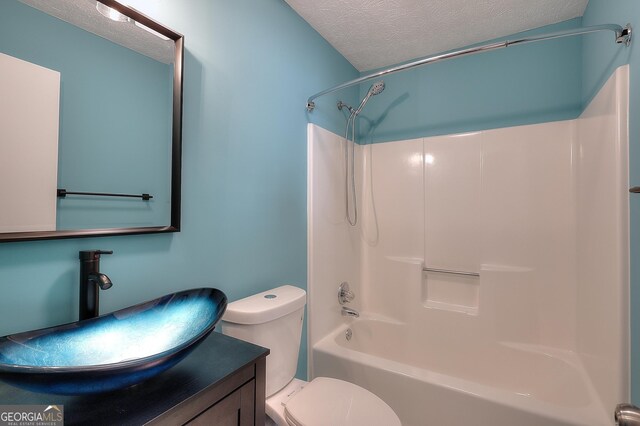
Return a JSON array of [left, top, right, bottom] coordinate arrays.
[[186, 379, 255, 426], [0, 332, 269, 426], [150, 338, 267, 426]]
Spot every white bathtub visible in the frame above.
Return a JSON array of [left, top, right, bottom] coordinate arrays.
[[312, 318, 610, 426]]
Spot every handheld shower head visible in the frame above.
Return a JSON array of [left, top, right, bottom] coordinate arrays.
[[354, 81, 385, 115], [343, 80, 385, 227], [369, 81, 385, 96]]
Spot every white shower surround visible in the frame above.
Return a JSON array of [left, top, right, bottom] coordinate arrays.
[[307, 66, 629, 426]]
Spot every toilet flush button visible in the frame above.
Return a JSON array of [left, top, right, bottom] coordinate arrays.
[[264, 294, 277, 299]]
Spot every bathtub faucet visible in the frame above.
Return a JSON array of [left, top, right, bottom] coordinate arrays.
[[341, 307, 360, 318]]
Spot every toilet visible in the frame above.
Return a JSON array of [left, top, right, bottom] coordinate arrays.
[[221, 285, 401, 426]]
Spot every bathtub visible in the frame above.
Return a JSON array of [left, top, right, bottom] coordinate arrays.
[[312, 317, 610, 426]]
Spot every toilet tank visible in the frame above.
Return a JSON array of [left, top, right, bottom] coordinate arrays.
[[221, 285, 306, 397]]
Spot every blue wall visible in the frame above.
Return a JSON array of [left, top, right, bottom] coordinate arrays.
[[356, 19, 584, 144], [0, 0, 358, 380], [4, 0, 633, 397], [0, 1, 173, 229], [582, 0, 640, 405]]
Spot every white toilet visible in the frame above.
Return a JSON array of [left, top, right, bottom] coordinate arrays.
[[221, 285, 401, 426]]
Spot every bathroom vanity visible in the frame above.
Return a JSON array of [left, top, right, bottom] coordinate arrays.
[[0, 332, 269, 425]]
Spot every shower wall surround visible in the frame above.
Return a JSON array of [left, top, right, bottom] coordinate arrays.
[[308, 66, 629, 425], [581, 0, 640, 402]]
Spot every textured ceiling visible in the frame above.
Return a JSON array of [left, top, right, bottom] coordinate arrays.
[[285, 0, 589, 71], [19, 0, 174, 64]]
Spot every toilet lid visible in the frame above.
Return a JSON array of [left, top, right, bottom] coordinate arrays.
[[283, 377, 400, 426]]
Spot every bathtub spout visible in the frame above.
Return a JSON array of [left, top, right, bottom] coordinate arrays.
[[341, 307, 360, 318]]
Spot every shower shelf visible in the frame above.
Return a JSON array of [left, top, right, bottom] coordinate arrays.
[[422, 268, 480, 315]]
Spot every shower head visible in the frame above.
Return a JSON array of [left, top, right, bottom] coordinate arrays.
[[354, 81, 385, 115], [369, 81, 385, 96]]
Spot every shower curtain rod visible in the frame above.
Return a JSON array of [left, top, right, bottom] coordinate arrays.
[[306, 23, 632, 112]]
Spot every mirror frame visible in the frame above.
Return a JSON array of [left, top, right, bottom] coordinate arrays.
[[0, 0, 183, 243]]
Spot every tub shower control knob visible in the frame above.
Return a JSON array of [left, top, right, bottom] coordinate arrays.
[[615, 403, 640, 426], [338, 282, 355, 305]]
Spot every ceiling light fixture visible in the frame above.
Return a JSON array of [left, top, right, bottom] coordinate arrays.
[[96, 2, 131, 23]]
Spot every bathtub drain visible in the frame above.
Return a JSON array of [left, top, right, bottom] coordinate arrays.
[[345, 328, 352, 341]]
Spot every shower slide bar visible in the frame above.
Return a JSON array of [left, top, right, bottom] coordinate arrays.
[[306, 23, 632, 112], [423, 267, 480, 278]]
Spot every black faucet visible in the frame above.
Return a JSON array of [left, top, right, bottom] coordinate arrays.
[[79, 250, 113, 321]]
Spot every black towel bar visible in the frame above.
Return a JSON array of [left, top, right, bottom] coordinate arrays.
[[57, 189, 152, 201]]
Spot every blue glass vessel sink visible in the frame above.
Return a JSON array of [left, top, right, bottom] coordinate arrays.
[[0, 288, 227, 395]]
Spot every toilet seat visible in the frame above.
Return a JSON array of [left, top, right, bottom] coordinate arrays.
[[283, 377, 400, 426]]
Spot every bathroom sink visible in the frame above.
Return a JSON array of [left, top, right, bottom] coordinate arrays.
[[0, 288, 227, 395]]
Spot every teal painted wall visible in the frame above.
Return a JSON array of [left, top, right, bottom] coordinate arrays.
[[355, 19, 584, 144], [582, 0, 639, 404], [0, 1, 173, 229], [0, 0, 358, 380], [5, 0, 629, 394]]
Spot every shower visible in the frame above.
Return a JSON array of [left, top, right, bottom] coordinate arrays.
[[307, 20, 632, 426], [340, 81, 385, 226]]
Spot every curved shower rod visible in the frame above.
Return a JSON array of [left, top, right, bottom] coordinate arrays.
[[306, 23, 632, 112]]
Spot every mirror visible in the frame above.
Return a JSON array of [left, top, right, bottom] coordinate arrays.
[[0, 0, 183, 242]]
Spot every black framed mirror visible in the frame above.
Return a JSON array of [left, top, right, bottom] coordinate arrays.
[[0, 0, 182, 242]]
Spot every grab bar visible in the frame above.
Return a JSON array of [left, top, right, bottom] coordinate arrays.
[[423, 267, 480, 277]]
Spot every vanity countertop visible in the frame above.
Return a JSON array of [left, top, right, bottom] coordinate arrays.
[[0, 331, 269, 425]]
